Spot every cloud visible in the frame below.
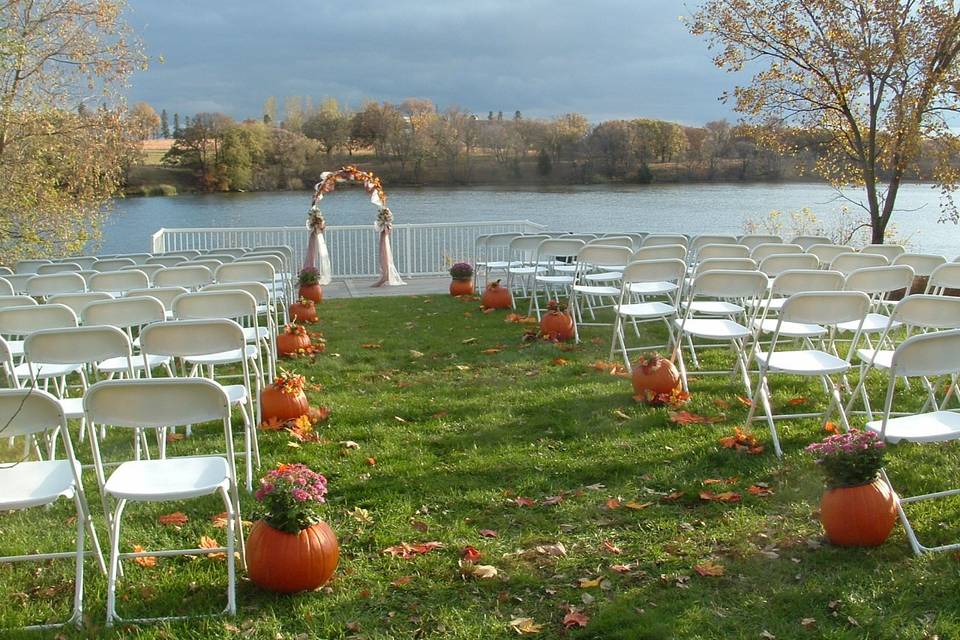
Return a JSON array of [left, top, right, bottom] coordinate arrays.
[[126, 0, 736, 125]]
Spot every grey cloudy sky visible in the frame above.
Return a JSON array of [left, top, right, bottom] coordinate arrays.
[[125, 0, 738, 125]]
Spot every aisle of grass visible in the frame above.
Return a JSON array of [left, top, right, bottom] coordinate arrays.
[[3, 293, 960, 639]]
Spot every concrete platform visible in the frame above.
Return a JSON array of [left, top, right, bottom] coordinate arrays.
[[322, 276, 451, 299]]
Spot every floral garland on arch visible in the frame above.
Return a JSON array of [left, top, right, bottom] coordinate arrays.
[[306, 166, 405, 287]]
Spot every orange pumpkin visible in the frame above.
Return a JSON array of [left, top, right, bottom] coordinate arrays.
[[289, 299, 318, 323], [539, 301, 574, 341], [632, 352, 682, 404], [277, 328, 311, 356], [820, 477, 897, 546], [481, 280, 512, 309], [261, 385, 310, 422], [449, 279, 474, 296], [299, 283, 323, 303], [246, 519, 339, 593]]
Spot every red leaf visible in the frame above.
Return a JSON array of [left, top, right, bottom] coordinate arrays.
[[390, 575, 413, 587], [462, 546, 483, 562], [602, 540, 622, 555], [661, 491, 685, 503], [514, 496, 537, 507], [735, 395, 753, 407], [383, 541, 444, 559], [562, 609, 590, 629], [158, 511, 188, 527], [700, 490, 742, 503], [748, 484, 774, 496], [606, 497, 622, 510], [669, 410, 720, 425]]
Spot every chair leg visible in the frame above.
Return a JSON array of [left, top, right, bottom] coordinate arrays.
[[219, 487, 237, 615], [69, 494, 86, 626], [105, 498, 127, 626]]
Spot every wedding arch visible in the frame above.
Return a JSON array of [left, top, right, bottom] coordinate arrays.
[[304, 165, 406, 287]]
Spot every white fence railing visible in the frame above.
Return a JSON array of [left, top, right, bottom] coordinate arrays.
[[151, 220, 547, 278]]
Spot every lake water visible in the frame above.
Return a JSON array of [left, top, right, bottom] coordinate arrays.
[[103, 183, 960, 257]]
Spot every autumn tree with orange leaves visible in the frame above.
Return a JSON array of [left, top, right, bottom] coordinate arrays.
[[690, 0, 960, 243]]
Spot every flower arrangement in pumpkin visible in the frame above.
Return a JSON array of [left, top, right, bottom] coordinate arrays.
[[260, 370, 331, 441], [277, 323, 326, 358], [805, 429, 886, 489], [449, 262, 474, 280], [631, 352, 690, 407], [254, 463, 328, 534], [298, 267, 320, 287]]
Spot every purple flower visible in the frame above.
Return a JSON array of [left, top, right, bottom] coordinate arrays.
[[292, 489, 310, 502]]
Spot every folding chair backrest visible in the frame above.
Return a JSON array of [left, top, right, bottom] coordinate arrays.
[[84, 378, 230, 429], [689, 269, 768, 299], [893, 252, 948, 277], [890, 294, 960, 329], [739, 234, 784, 250], [60, 256, 99, 270], [26, 273, 85, 296], [203, 254, 236, 264], [82, 296, 165, 329], [188, 259, 224, 271], [888, 329, 960, 378], [216, 261, 275, 284], [153, 264, 214, 289], [759, 253, 820, 276], [238, 254, 283, 274], [122, 263, 165, 282], [209, 248, 246, 259], [509, 235, 551, 258], [164, 250, 202, 260], [145, 255, 188, 268], [927, 263, 960, 293], [93, 257, 137, 272], [691, 234, 738, 251], [139, 318, 245, 358], [807, 244, 855, 265], [779, 291, 870, 325], [172, 290, 257, 321], [642, 234, 688, 247], [770, 269, 845, 296], [484, 233, 522, 250], [587, 236, 633, 249], [0, 304, 77, 335], [751, 243, 803, 262], [622, 258, 688, 285], [576, 245, 632, 268], [113, 253, 152, 265], [125, 286, 188, 311], [0, 295, 37, 310], [535, 239, 586, 262], [697, 244, 750, 261], [48, 291, 114, 315], [26, 325, 131, 366], [202, 281, 270, 306], [631, 244, 687, 261], [861, 244, 906, 261], [791, 235, 832, 250], [76, 270, 98, 287], [0, 267, 11, 276], [0, 278, 12, 296], [561, 234, 598, 242], [15, 259, 52, 274], [830, 252, 889, 274], [843, 265, 914, 296], [0, 388, 65, 438], [36, 262, 82, 275], [694, 257, 757, 274], [89, 269, 149, 294]]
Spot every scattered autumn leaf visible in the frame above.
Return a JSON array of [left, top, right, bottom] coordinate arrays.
[[166, 431, 185, 443], [460, 561, 499, 579], [787, 396, 807, 406], [200, 535, 225, 559], [824, 421, 839, 434], [390, 575, 413, 587], [602, 540, 622, 555], [132, 545, 157, 568], [158, 512, 188, 527], [613, 409, 631, 421], [606, 497, 622, 510], [348, 507, 373, 524], [360, 343, 382, 349], [383, 541, 444, 559], [703, 477, 738, 485], [592, 360, 629, 377], [479, 529, 498, 538], [514, 496, 537, 507], [462, 546, 482, 562], [748, 483, 774, 496], [669, 410, 721, 425], [718, 427, 765, 454], [508, 617, 543, 634], [550, 357, 569, 366], [578, 576, 603, 588], [481, 348, 502, 355], [542, 495, 564, 506], [693, 560, 726, 577], [624, 500, 654, 510], [562, 609, 590, 629], [713, 399, 731, 410], [736, 395, 753, 407], [661, 491, 685, 502], [699, 491, 742, 503], [610, 563, 633, 573]]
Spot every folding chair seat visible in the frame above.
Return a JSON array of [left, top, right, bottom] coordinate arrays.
[[0, 389, 105, 630], [26, 273, 86, 298], [15, 259, 52, 274], [570, 245, 633, 341], [610, 258, 688, 367], [829, 252, 888, 274], [864, 329, 960, 554], [84, 378, 242, 624], [37, 262, 82, 275], [739, 234, 784, 250], [673, 269, 768, 393], [139, 319, 260, 490], [790, 235, 832, 251], [744, 291, 870, 457], [92, 258, 137, 272], [475, 233, 522, 288], [89, 270, 149, 296], [504, 235, 550, 300], [839, 265, 914, 333], [861, 244, 906, 262], [144, 255, 187, 268], [528, 238, 586, 319], [153, 264, 214, 290], [807, 244, 855, 266], [82, 297, 172, 377], [0, 303, 77, 360]]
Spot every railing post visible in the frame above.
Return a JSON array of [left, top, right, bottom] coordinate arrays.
[[151, 228, 165, 253], [404, 226, 413, 277]]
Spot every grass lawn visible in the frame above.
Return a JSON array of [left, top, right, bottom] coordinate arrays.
[[3, 293, 960, 639]]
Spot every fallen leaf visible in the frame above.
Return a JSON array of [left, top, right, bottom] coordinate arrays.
[[824, 421, 839, 434], [158, 512, 188, 527], [748, 483, 774, 496], [613, 409, 632, 421], [454, 364, 471, 371], [606, 497, 622, 510], [713, 399, 731, 410], [760, 631, 776, 639], [479, 529, 498, 538], [800, 618, 816, 629], [602, 540, 622, 555], [693, 560, 726, 576], [699, 491, 742, 503], [669, 410, 721, 425], [394, 416, 408, 423], [409, 350, 424, 359], [592, 360, 629, 377], [348, 507, 373, 524], [542, 495, 564, 506], [533, 543, 567, 557], [787, 397, 807, 406], [703, 477, 738, 485], [550, 357, 569, 366], [462, 337, 477, 344], [661, 491, 685, 502], [610, 563, 633, 573], [200, 535, 225, 559], [383, 541, 444, 559], [579, 577, 603, 588], [514, 496, 537, 507], [462, 546, 482, 562], [562, 609, 590, 629], [132, 545, 157, 568], [390, 575, 413, 587], [736, 395, 753, 407], [624, 500, 654, 510], [719, 427, 765, 454], [166, 432, 185, 443], [481, 348, 502, 355], [461, 562, 499, 579], [360, 343, 382, 349], [508, 617, 543, 634], [339, 440, 360, 449]]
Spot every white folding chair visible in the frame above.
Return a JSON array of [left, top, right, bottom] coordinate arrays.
[[0, 294, 38, 310], [0, 303, 77, 360], [753, 269, 846, 339], [861, 244, 906, 261], [84, 378, 242, 624], [611, 258, 688, 368], [691, 234, 738, 253], [829, 252, 889, 274], [631, 244, 688, 262], [92, 258, 137, 272], [48, 292, 114, 316], [569, 245, 633, 341], [122, 263, 165, 283], [0, 266, 12, 275], [203, 253, 237, 264], [163, 250, 202, 260], [893, 253, 947, 281], [0, 277, 13, 296], [153, 264, 214, 290], [216, 260, 282, 325], [187, 259, 224, 272], [750, 243, 804, 262], [791, 235, 832, 250], [15, 259, 52, 274], [139, 319, 260, 490], [758, 253, 820, 277], [202, 281, 277, 381], [1, 273, 35, 294], [209, 248, 247, 259], [125, 286, 189, 319], [739, 234, 784, 250], [587, 236, 633, 249], [642, 233, 689, 248], [26, 273, 86, 298], [37, 262, 82, 275], [673, 269, 769, 394], [112, 253, 152, 265], [807, 244, 855, 266], [840, 265, 915, 335], [59, 256, 99, 270], [81, 297, 173, 379], [697, 244, 750, 261], [89, 270, 150, 296], [865, 329, 960, 554], [145, 255, 188, 268], [926, 262, 960, 295], [504, 235, 550, 301], [528, 238, 585, 319], [0, 388, 106, 630], [744, 291, 871, 457]]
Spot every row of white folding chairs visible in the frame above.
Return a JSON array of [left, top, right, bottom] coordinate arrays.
[[0, 375, 243, 629]]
